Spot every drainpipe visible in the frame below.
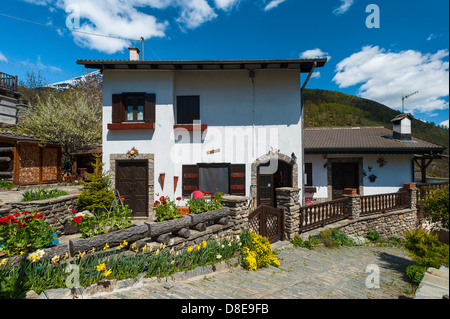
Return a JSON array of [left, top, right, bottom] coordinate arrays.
[[300, 61, 317, 205]]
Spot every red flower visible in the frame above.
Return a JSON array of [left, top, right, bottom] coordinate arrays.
[[176, 197, 182, 201], [0, 217, 10, 225], [120, 195, 125, 200], [54, 216, 58, 219], [154, 200, 160, 205], [211, 195, 215, 199], [71, 209, 77, 214], [22, 211, 29, 215], [14, 212, 20, 217], [73, 216, 83, 224]]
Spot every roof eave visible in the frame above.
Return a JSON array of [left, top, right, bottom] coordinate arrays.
[[304, 147, 446, 155]]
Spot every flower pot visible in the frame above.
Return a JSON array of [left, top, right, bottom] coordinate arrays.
[[177, 206, 189, 216], [46, 232, 59, 247]]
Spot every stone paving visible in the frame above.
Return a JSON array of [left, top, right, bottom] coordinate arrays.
[[84, 243, 416, 299]]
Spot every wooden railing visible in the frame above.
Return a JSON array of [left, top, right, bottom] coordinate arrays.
[[360, 191, 409, 215], [0, 72, 18, 92], [299, 197, 349, 232], [417, 182, 449, 202]]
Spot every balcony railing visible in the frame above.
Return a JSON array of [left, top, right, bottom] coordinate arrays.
[[0, 72, 18, 92]]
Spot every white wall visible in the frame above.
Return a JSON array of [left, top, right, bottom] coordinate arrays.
[[304, 153, 414, 200], [102, 69, 302, 202]]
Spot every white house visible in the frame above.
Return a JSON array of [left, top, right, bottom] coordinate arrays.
[[303, 113, 446, 202], [77, 49, 327, 219]]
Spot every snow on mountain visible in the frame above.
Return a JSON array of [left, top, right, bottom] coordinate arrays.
[[46, 70, 102, 91]]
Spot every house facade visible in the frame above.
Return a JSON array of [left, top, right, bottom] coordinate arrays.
[[78, 52, 326, 219], [303, 114, 446, 202]]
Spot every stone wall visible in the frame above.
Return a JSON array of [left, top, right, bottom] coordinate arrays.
[[222, 195, 249, 235], [0, 194, 80, 236]]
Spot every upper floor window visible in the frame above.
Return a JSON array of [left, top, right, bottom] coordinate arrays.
[[109, 92, 155, 130], [176, 95, 200, 124]]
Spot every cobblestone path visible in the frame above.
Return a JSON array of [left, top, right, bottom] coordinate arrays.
[[88, 244, 415, 299]]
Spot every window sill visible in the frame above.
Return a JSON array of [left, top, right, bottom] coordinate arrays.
[[173, 124, 208, 131], [108, 123, 155, 130]]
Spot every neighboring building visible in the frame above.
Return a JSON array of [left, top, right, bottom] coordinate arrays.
[[303, 114, 446, 201], [77, 49, 327, 219], [0, 71, 28, 127]]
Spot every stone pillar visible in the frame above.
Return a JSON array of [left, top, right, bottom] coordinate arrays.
[[276, 187, 300, 240], [342, 188, 361, 220], [221, 196, 249, 235], [402, 183, 417, 210]]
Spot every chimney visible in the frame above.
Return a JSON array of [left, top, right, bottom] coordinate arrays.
[[128, 47, 140, 61], [391, 113, 413, 140]]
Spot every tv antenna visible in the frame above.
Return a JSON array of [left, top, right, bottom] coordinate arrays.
[[401, 91, 418, 113]]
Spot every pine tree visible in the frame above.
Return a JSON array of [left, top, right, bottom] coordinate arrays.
[[77, 154, 114, 213]]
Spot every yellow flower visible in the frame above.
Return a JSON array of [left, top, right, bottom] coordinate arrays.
[[131, 243, 137, 249], [77, 251, 86, 258], [142, 246, 148, 252], [20, 251, 25, 255], [195, 245, 200, 251], [103, 269, 112, 277], [96, 263, 106, 272], [0, 259, 7, 265], [103, 243, 109, 250], [156, 249, 160, 255], [122, 240, 128, 247], [187, 246, 193, 253], [201, 240, 207, 248], [65, 253, 69, 259], [90, 248, 96, 254], [52, 255, 60, 263]]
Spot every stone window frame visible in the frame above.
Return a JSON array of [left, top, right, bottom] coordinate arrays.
[[109, 153, 154, 219]]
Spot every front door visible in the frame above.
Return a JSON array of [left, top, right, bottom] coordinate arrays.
[[257, 160, 293, 207], [331, 162, 359, 199], [116, 160, 148, 217]]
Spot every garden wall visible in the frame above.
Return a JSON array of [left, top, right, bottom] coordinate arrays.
[[0, 194, 80, 236]]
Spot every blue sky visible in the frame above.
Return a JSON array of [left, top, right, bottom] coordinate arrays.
[[0, 0, 448, 127]]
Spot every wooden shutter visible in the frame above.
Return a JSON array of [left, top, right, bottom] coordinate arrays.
[[182, 165, 198, 197], [144, 93, 156, 123], [177, 96, 200, 124], [112, 94, 123, 123], [305, 163, 312, 186], [229, 164, 246, 196]]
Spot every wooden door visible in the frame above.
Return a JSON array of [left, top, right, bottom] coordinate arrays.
[[248, 205, 285, 243], [331, 162, 359, 199], [116, 160, 148, 217]]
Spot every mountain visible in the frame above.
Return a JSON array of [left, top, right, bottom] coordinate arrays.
[[46, 70, 103, 91], [303, 88, 449, 177]]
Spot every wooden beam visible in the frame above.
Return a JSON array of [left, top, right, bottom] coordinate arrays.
[[0, 171, 12, 177], [0, 157, 11, 162], [0, 147, 13, 153]]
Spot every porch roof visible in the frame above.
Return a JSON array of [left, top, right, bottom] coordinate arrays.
[[76, 58, 327, 72], [304, 126, 446, 155]]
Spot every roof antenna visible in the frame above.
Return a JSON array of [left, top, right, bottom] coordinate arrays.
[[140, 37, 145, 61], [401, 91, 418, 113]]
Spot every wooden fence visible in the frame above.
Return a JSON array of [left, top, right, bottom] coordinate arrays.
[[417, 182, 449, 202], [360, 192, 409, 215], [299, 197, 349, 232], [0, 72, 18, 92]]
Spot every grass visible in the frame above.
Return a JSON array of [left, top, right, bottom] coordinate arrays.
[[0, 179, 15, 189]]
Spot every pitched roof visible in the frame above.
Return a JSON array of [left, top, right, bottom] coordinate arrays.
[[76, 58, 327, 73], [391, 113, 413, 123], [304, 126, 445, 154]]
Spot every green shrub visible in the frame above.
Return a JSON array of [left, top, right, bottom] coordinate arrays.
[[318, 228, 353, 247], [307, 235, 322, 247], [366, 231, 382, 242], [421, 185, 449, 230], [406, 264, 428, 286], [403, 228, 449, 269]]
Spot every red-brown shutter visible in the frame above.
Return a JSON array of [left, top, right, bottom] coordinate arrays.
[[112, 94, 123, 123], [182, 165, 198, 197], [229, 164, 246, 196], [144, 93, 156, 123]]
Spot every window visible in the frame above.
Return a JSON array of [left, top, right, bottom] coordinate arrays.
[[304, 163, 313, 186], [182, 163, 245, 197], [177, 96, 200, 124], [125, 95, 144, 122], [109, 92, 155, 130]]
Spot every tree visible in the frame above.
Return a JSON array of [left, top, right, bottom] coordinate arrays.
[[15, 73, 102, 167]]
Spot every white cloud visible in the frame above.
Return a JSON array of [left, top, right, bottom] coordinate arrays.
[[427, 33, 441, 41], [214, 0, 239, 11], [264, 0, 287, 11], [440, 119, 449, 128], [300, 48, 331, 61], [175, 0, 217, 29], [20, 56, 62, 73], [333, 46, 449, 114], [0, 51, 7, 62], [333, 0, 354, 15]]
